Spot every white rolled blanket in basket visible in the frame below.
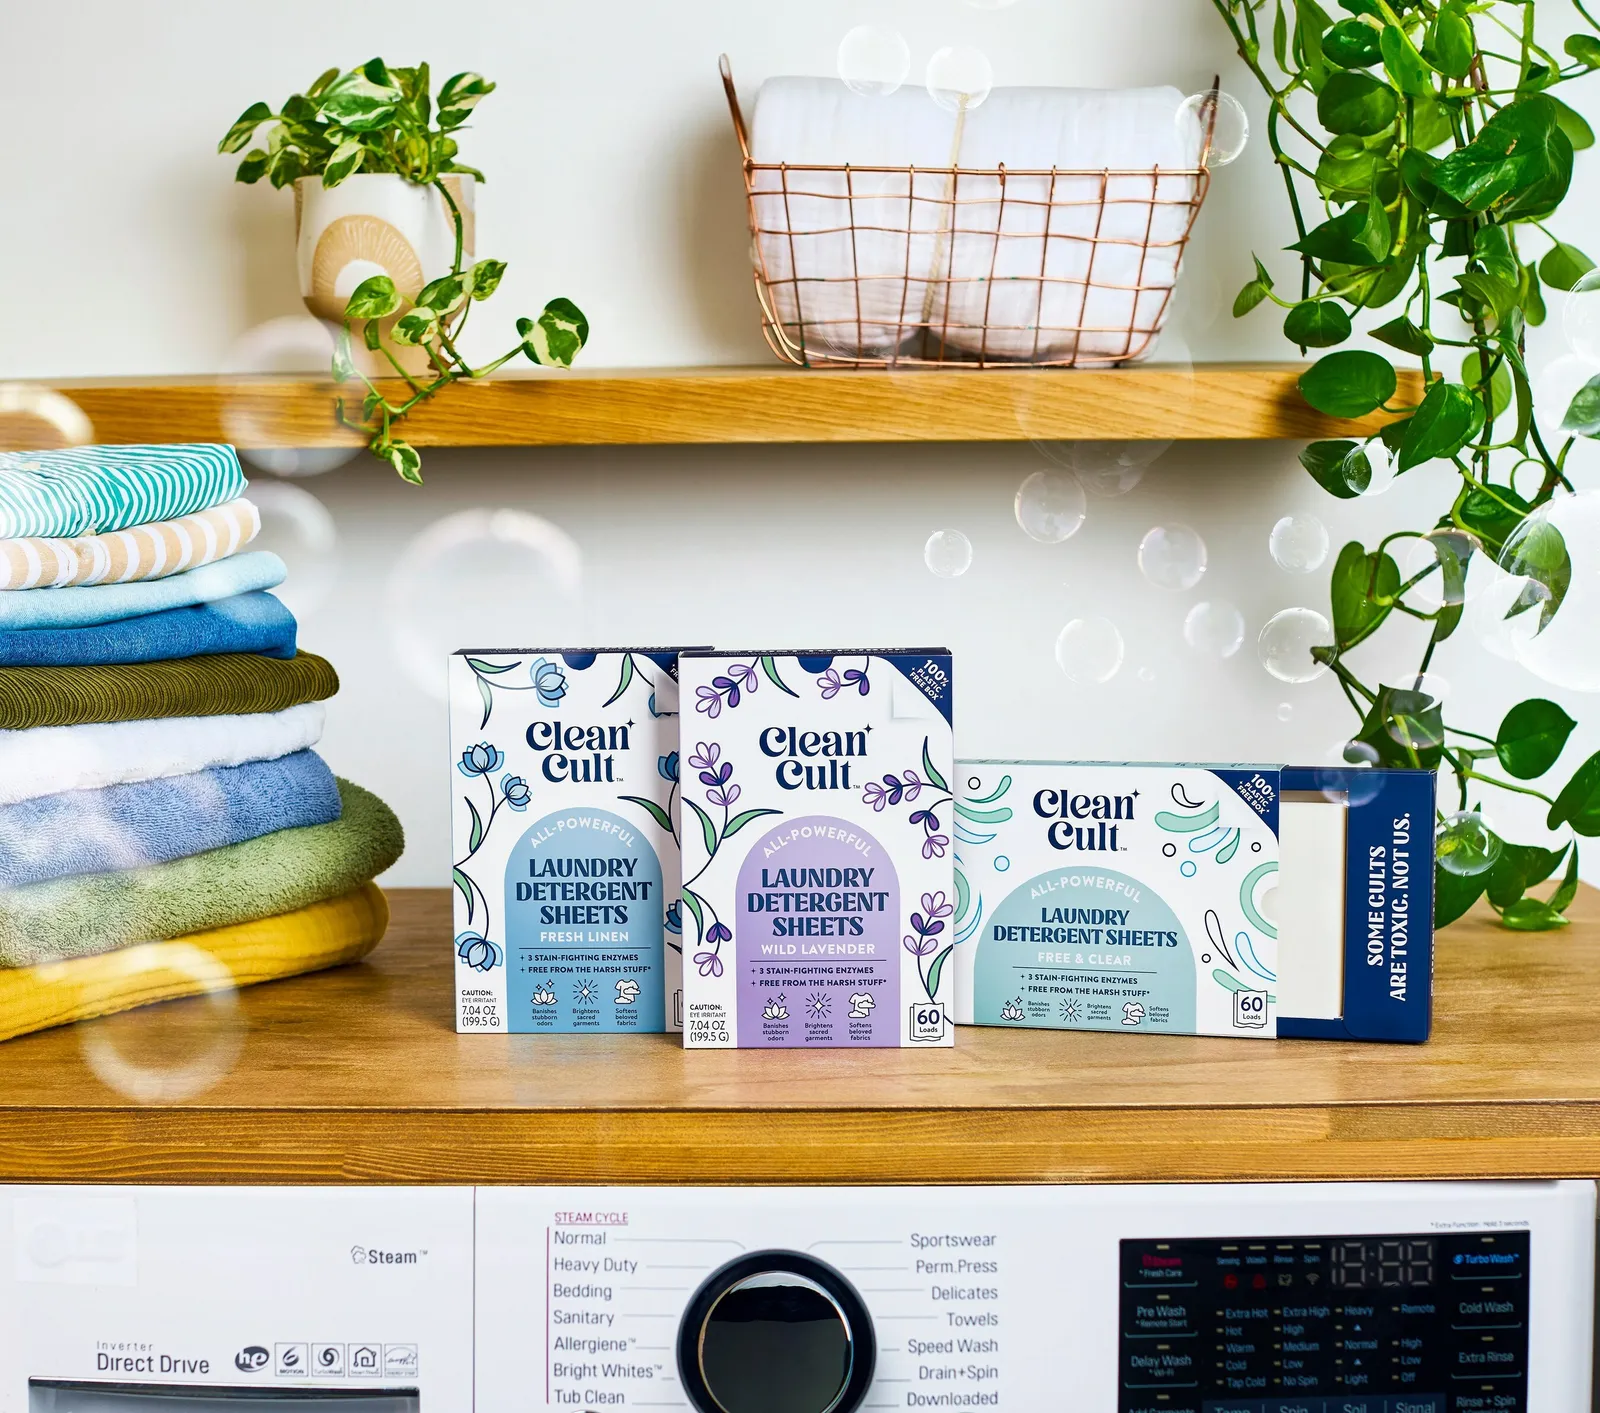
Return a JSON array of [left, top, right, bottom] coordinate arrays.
[[747, 79, 1204, 363]]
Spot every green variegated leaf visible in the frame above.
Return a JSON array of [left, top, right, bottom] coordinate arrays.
[[390, 307, 439, 346], [416, 274, 468, 313], [322, 137, 365, 187], [235, 148, 271, 184], [520, 298, 590, 368], [345, 274, 403, 321], [438, 71, 495, 126], [468, 259, 508, 300], [219, 101, 273, 154], [332, 330, 358, 383], [388, 440, 423, 484]]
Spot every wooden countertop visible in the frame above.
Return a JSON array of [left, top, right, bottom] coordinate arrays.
[[0, 886, 1592, 1186]]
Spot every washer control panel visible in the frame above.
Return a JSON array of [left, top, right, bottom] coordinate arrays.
[[1119, 1231, 1530, 1413]]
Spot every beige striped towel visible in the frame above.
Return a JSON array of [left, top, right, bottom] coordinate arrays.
[[0, 498, 259, 590]]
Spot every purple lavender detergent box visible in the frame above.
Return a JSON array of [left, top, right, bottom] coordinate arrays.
[[677, 650, 955, 1049]]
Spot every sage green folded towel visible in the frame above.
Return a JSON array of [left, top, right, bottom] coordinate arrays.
[[0, 779, 403, 965], [0, 650, 337, 729]]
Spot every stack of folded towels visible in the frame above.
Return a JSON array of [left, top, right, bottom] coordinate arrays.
[[0, 443, 404, 1040]]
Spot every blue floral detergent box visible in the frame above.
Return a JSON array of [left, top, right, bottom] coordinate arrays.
[[951, 762, 1435, 1042], [677, 650, 956, 1049], [449, 649, 690, 1034]]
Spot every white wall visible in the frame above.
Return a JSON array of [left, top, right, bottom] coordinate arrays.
[[2, 0, 1597, 887]]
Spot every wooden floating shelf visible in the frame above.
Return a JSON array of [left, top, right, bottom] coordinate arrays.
[[0, 886, 1593, 1187], [32, 364, 1420, 448]]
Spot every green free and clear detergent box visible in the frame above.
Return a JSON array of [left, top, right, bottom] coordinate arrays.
[[951, 762, 1435, 1043], [449, 649, 688, 1034]]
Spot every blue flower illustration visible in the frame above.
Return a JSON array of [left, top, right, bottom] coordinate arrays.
[[659, 751, 680, 782], [665, 900, 683, 934], [459, 742, 505, 777], [531, 656, 568, 708], [501, 775, 532, 811], [457, 931, 502, 971]]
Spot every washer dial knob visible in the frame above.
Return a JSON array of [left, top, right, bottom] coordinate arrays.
[[677, 1251, 876, 1413]]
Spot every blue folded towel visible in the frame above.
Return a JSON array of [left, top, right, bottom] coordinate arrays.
[[0, 748, 341, 888], [0, 591, 297, 666], [0, 551, 286, 630], [0, 443, 246, 538]]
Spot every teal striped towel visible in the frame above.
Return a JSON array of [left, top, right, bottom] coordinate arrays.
[[0, 444, 247, 538]]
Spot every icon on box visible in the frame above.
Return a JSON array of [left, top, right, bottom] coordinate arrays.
[[909, 1001, 947, 1042], [275, 1344, 307, 1377], [349, 1345, 381, 1375], [384, 1344, 419, 1377], [312, 1345, 345, 1377]]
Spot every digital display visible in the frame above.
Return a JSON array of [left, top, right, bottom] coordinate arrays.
[[1117, 1230, 1530, 1413]]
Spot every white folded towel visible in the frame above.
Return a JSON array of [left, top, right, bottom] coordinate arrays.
[[746, 78, 1203, 363], [0, 701, 326, 806], [749, 79, 965, 358]]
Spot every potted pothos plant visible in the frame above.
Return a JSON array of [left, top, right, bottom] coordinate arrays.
[[219, 59, 588, 482], [1215, 0, 1599, 930]]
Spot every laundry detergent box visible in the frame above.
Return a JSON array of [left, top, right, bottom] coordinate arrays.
[[677, 649, 955, 1049], [449, 648, 691, 1034], [951, 762, 1435, 1042]]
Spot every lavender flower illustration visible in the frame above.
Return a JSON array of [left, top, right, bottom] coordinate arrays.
[[679, 741, 782, 973], [904, 890, 956, 1002], [451, 739, 528, 972], [693, 656, 797, 717], [863, 736, 953, 859], [818, 658, 870, 700]]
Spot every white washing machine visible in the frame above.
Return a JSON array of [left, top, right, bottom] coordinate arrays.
[[2, 1181, 1592, 1413]]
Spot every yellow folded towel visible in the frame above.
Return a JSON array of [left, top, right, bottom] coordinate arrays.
[[0, 882, 388, 1043], [0, 497, 259, 589]]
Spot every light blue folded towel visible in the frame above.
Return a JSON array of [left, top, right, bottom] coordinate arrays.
[[0, 551, 286, 629], [0, 748, 341, 888], [0, 591, 297, 667], [0, 443, 246, 538]]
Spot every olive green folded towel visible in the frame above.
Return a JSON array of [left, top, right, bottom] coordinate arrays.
[[0, 650, 337, 729], [0, 779, 404, 966]]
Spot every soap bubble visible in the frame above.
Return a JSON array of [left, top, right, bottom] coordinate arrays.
[[1562, 269, 1600, 363], [1358, 440, 1399, 498], [1180, 90, 1250, 168], [1031, 441, 1167, 497], [1398, 527, 1482, 611], [218, 315, 363, 476], [247, 479, 338, 618], [1344, 738, 1382, 767], [1269, 514, 1330, 574], [387, 508, 585, 700], [1136, 665, 1157, 684], [1496, 490, 1600, 692], [926, 47, 994, 112], [1138, 524, 1207, 591], [1014, 471, 1086, 543], [1383, 675, 1450, 753], [1467, 560, 1535, 662], [1436, 812, 1502, 877], [1258, 607, 1331, 683], [1276, 703, 1294, 722], [77, 943, 243, 1103], [837, 26, 911, 97], [0, 384, 92, 450], [1535, 353, 1600, 442], [1055, 616, 1125, 685], [1183, 600, 1245, 658], [924, 529, 974, 577]]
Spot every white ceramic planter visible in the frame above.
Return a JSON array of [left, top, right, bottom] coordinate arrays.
[[294, 173, 475, 322]]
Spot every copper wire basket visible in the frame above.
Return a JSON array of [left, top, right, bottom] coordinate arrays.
[[721, 56, 1218, 369]]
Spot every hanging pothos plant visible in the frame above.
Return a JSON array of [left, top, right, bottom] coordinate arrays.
[[219, 58, 589, 483], [1214, 0, 1600, 930]]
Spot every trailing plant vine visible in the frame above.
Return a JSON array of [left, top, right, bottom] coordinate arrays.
[[1215, 0, 1600, 931], [219, 58, 588, 483]]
